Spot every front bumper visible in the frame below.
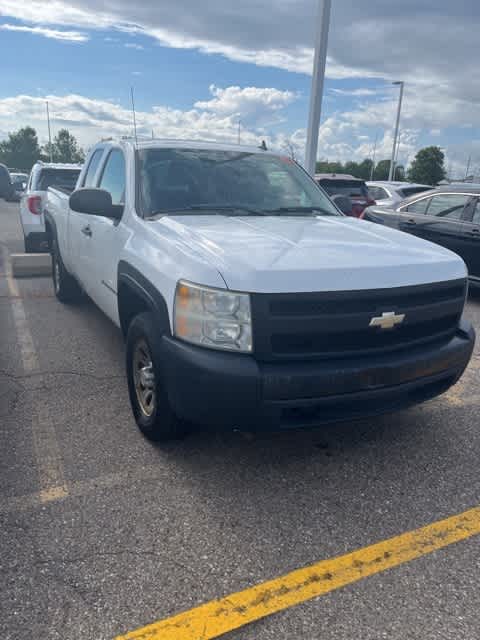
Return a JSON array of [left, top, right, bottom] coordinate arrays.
[[161, 318, 475, 431]]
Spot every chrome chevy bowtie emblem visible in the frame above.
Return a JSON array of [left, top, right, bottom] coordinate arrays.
[[369, 311, 405, 330]]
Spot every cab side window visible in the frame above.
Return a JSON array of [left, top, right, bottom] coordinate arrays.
[[82, 149, 104, 187], [98, 150, 126, 205]]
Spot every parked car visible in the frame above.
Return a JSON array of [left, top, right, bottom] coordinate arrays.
[[45, 138, 474, 442], [315, 173, 375, 217], [6, 172, 28, 202], [367, 181, 431, 208], [0, 163, 11, 199], [363, 185, 480, 286], [20, 162, 82, 252]]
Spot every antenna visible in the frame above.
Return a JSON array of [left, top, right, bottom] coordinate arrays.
[[130, 87, 138, 146]]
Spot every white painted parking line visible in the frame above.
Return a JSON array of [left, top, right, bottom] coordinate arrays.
[[2, 245, 68, 503]]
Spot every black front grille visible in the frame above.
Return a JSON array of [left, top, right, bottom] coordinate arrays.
[[251, 280, 466, 361]]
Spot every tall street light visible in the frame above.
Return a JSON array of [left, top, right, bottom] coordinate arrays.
[[46, 101, 53, 162], [305, 0, 332, 176], [388, 81, 404, 181]]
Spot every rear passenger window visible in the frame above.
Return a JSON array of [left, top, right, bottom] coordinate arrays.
[[426, 194, 470, 220], [368, 186, 388, 200], [472, 201, 480, 225], [83, 150, 104, 187], [404, 198, 430, 214]]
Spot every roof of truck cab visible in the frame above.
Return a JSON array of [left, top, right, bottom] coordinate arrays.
[[33, 162, 83, 170], [114, 138, 276, 155]]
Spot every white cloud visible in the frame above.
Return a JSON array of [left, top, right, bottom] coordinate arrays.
[[194, 85, 296, 126], [0, 22, 88, 41], [124, 42, 144, 50], [0, 89, 298, 151], [330, 88, 381, 97]]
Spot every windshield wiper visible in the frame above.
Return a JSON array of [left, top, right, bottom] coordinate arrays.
[[148, 204, 269, 218], [265, 206, 337, 216]]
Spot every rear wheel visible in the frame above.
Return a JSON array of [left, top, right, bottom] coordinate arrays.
[[126, 312, 187, 441], [51, 239, 82, 303], [24, 235, 39, 253]]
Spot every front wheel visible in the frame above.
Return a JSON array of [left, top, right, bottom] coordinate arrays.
[[126, 312, 188, 441]]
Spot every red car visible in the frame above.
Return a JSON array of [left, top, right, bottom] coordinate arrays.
[[315, 173, 376, 217]]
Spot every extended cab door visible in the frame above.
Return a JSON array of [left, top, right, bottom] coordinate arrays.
[[81, 147, 128, 324], [68, 147, 105, 287]]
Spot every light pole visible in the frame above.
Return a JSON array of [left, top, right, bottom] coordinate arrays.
[[388, 81, 404, 181], [305, 0, 332, 175], [46, 101, 53, 162], [370, 132, 378, 180]]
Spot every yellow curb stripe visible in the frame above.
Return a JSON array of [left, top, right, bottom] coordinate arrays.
[[116, 505, 480, 640]]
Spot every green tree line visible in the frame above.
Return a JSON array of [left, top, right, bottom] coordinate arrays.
[[316, 146, 446, 186], [0, 126, 85, 172], [1, 126, 446, 187]]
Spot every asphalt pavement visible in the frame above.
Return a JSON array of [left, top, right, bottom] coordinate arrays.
[[1, 198, 480, 640]]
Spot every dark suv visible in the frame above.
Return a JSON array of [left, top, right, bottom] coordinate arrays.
[[0, 163, 12, 199], [315, 173, 375, 218]]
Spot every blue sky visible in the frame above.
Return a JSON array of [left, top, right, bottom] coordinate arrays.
[[0, 0, 479, 176]]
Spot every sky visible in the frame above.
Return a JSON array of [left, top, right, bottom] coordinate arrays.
[[0, 0, 479, 177]]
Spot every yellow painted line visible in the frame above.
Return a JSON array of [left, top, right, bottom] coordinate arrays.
[[116, 505, 480, 640], [2, 245, 68, 503]]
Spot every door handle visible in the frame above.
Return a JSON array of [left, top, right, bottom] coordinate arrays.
[[468, 227, 480, 236], [404, 218, 416, 225], [81, 225, 92, 237]]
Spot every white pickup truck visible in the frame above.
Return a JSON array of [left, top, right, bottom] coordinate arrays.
[[45, 138, 475, 441]]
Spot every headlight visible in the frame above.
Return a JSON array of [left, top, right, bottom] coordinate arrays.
[[174, 281, 252, 352]]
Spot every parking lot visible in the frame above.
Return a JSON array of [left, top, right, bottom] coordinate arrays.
[[1, 197, 480, 639]]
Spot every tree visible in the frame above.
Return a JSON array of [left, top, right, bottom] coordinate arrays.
[[394, 165, 405, 181], [356, 159, 374, 180], [315, 160, 344, 174], [48, 129, 85, 164], [343, 161, 360, 177], [373, 159, 392, 181], [407, 146, 446, 185], [0, 126, 41, 171]]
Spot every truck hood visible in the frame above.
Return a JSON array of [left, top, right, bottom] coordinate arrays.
[[155, 215, 467, 293]]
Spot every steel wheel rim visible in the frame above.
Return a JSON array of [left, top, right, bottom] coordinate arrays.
[[133, 339, 156, 417]]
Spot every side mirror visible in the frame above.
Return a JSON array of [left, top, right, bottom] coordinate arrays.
[[331, 194, 353, 216], [69, 188, 123, 219]]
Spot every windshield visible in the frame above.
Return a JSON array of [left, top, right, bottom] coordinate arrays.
[[318, 179, 369, 198], [138, 148, 339, 217]]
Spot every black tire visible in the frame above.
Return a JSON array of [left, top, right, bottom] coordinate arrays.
[[24, 235, 37, 253], [51, 239, 82, 303], [126, 312, 187, 441]]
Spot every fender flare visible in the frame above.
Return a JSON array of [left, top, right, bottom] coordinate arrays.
[[117, 261, 171, 336]]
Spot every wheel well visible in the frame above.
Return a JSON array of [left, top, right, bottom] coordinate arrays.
[[118, 280, 172, 339], [117, 282, 150, 337]]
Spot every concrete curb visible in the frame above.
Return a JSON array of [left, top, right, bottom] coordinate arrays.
[[11, 253, 52, 278]]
